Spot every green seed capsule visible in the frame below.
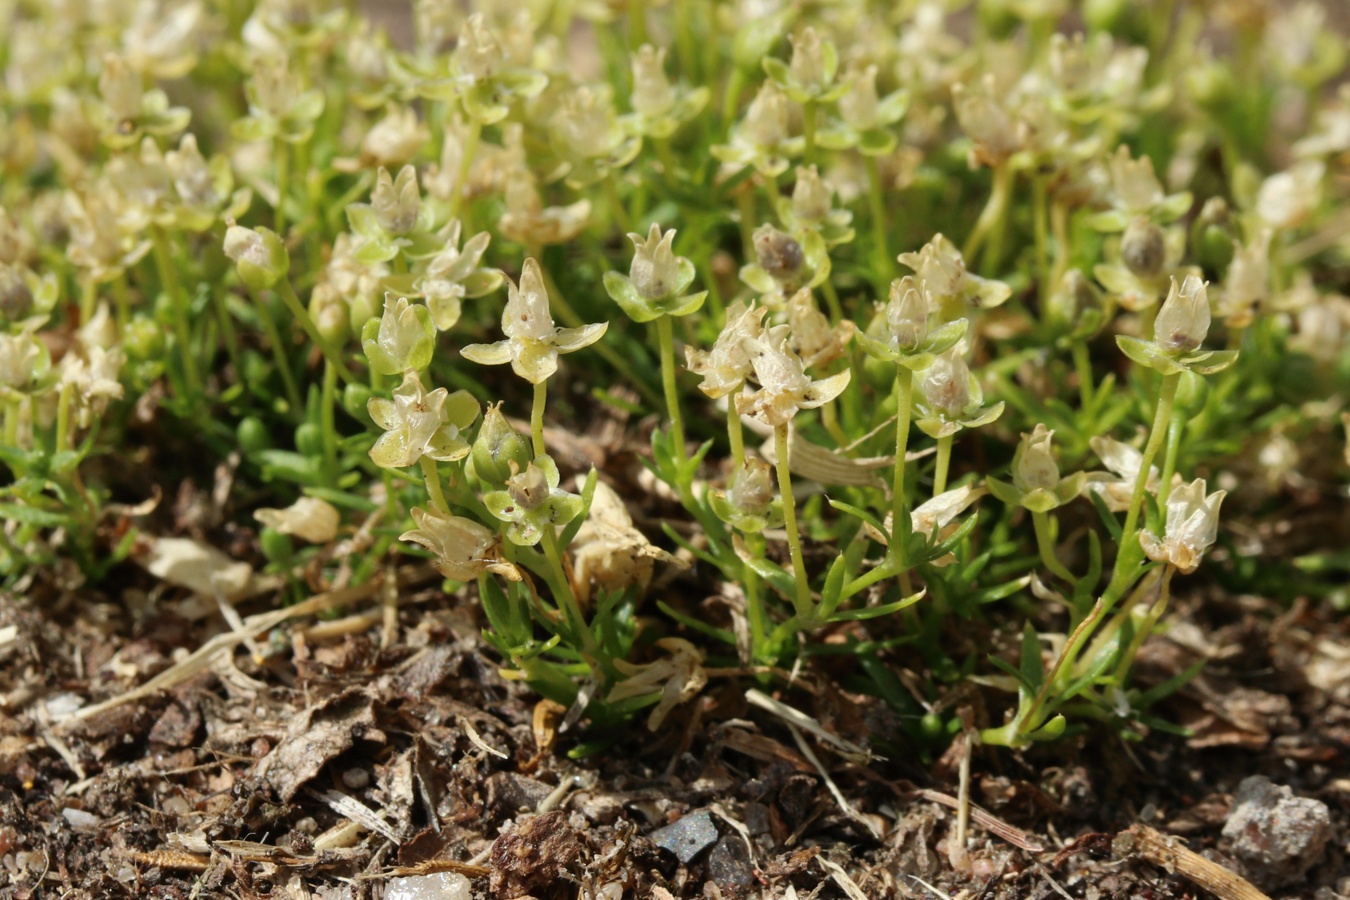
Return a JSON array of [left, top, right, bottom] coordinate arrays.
[[259, 526, 293, 564], [920, 712, 945, 741], [342, 383, 374, 420], [295, 422, 324, 457], [237, 416, 272, 455]]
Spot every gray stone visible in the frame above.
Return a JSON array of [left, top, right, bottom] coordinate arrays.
[[1221, 775, 1332, 890], [706, 834, 754, 890], [649, 809, 719, 864]]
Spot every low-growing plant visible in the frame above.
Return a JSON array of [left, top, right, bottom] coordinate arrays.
[[1, 0, 1348, 749]]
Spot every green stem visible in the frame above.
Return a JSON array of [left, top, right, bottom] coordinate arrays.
[[276, 279, 356, 385], [152, 227, 201, 396], [531, 379, 547, 457], [321, 358, 338, 479], [213, 285, 243, 387], [420, 456, 449, 514], [727, 395, 745, 470], [113, 275, 131, 330], [1032, 510, 1075, 584], [962, 162, 1013, 273], [1032, 175, 1049, 301], [604, 177, 632, 234], [743, 530, 768, 662], [248, 287, 302, 412], [55, 381, 74, 452], [628, 0, 647, 50], [820, 399, 847, 449], [735, 188, 756, 263], [1072, 341, 1094, 410], [274, 139, 289, 235], [1049, 196, 1070, 290], [721, 66, 745, 134], [80, 278, 97, 324], [774, 422, 814, 622], [656, 314, 687, 466], [3, 398, 19, 447], [1115, 565, 1174, 684], [448, 117, 482, 222], [540, 526, 603, 671], [933, 433, 953, 496], [803, 99, 818, 167], [675, 0, 697, 82], [891, 368, 915, 557], [864, 155, 890, 291], [821, 278, 844, 324], [1120, 373, 1180, 548], [1158, 415, 1184, 509]]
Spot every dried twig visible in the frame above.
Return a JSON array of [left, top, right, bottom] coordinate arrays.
[[1114, 824, 1272, 900], [745, 688, 873, 764], [786, 721, 882, 841], [908, 787, 1047, 853]]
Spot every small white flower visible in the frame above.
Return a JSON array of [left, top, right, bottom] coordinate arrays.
[[734, 335, 851, 427], [1139, 479, 1226, 574]]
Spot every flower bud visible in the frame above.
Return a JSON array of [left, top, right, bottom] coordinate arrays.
[[790, 166, 833, 225], [628, 223, 680, 300], [727, 457, 776, 516], [224, 222, 289, 290], [1154, 274, 1211, 353], [124, 316, 164, 360], [753, 224, 805, 285], [1191, 197, 1234, 274], [1121, 216, 1166, 279], [1013, 424, 1060, 493], [0, 264, 33, 322], [471, 401, 532, 486], [310, 283, 350, 345], [1108, 146, 1164, 215], [886, 277, 929, 351], [631, 45, 675, 119], [0, 332, 47, 392], [371, 165, 421, 235], [361, 295, 435, 374], [742, 81, 789, 149], [839, 65, 880, 131], [920, 349, 971, 417], [1046, 268, 1100, 332], [789, 27, 829, 93], [79, 301, 117, 350], [99, 53, 143, 123], [1173, 369, 1208, 414]]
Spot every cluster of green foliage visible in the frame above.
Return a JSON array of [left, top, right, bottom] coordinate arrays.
[[2, 0, 1348, 750]]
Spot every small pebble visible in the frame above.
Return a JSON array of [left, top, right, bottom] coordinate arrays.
[[60, 808, 101, 833], [341, 767, 370, 790], [649, 809, 719, 864], [385, 872, 472, 900]]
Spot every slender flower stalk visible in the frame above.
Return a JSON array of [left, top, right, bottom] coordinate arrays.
[[891, 368, 915, 561], [657, 314, 687, 464], [774, 422, 813, 620], [1120, 373, 1179, 546], [1032, 510, 1076, 583], [933, 434, 954, 496], [531, 380, 547, 457]]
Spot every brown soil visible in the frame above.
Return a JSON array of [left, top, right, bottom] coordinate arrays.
[[3, 553, 1348, 900]]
